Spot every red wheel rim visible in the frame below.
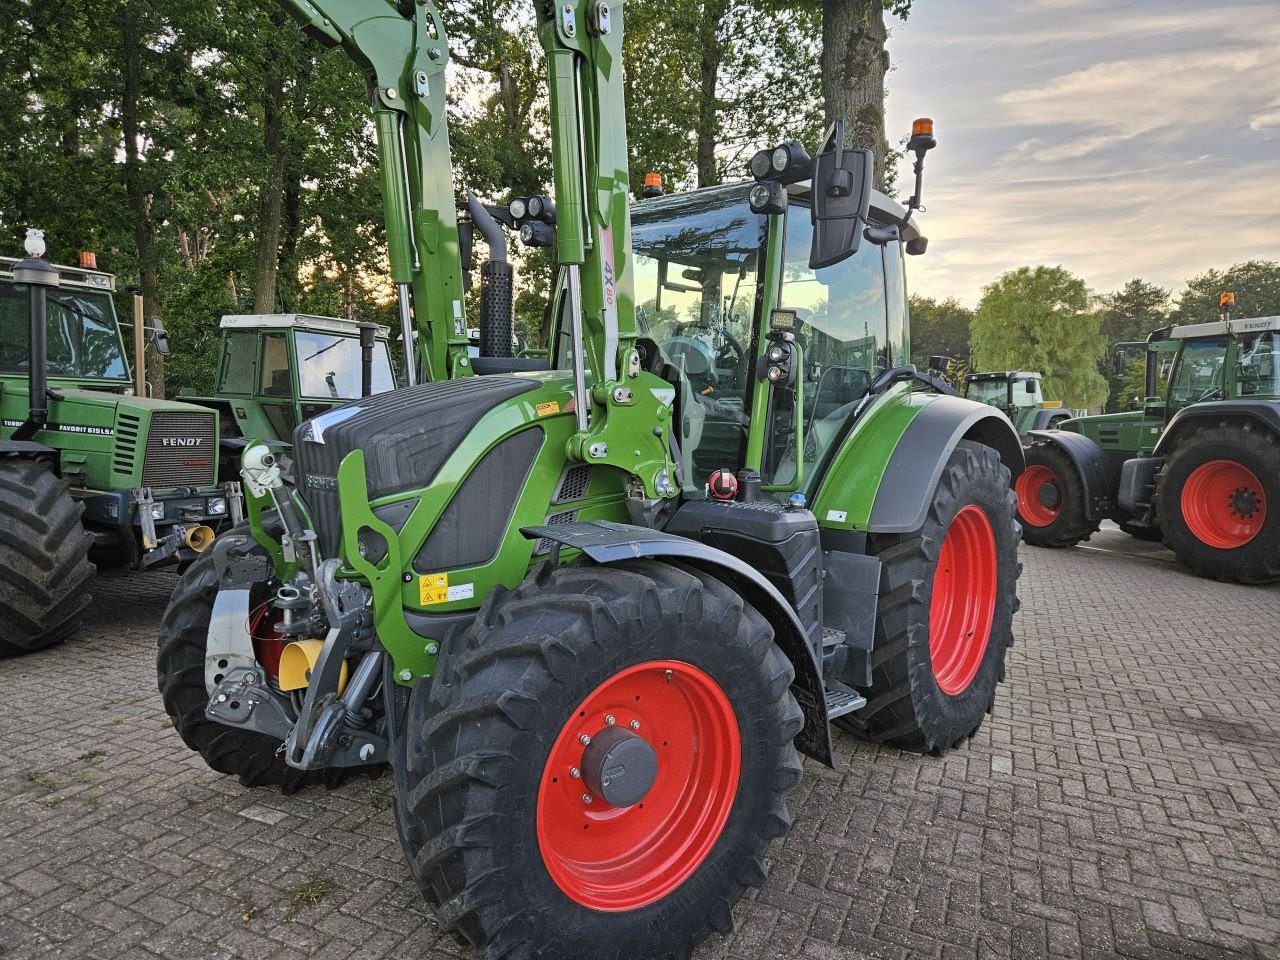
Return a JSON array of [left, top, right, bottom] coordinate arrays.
[[1181, 459, 1266, 549], [929, 505, 998, 696], [1015, 464, 1061, 527], [536, 660, 741, 912]]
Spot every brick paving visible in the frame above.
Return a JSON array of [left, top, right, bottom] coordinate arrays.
[[1, 530, 1277, 960]]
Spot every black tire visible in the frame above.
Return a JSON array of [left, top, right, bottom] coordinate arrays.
[[1117, 520, 1163, 542], [840, 440, 1020, 754], [400, 560, 803, 959], [0, 457, 95, 657], [1155, 421, 1280, 584], [156, 524, 365, 791], [1015, 441, 1100, 547]]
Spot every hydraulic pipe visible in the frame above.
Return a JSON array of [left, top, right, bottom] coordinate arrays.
[[396, 284, 417, 386], [566, 264, 589, 433], [358, 322, 377, 397], [11, 256, 59, 442]]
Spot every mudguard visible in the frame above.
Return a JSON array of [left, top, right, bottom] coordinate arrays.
[[522, 519, 834, 767], [1032, 407, 1071, 431], [0, 439, 59, 466], [1153, 400, 1280, 457], [867, 395, 1024, 534], [1026, 428, 1110, 519]]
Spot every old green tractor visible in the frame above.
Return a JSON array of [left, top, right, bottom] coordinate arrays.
[[0, 242, 241, 657], [157, 2, 1024, 956], [1017, 306, 1280, 583], [962, 370, 1071, 436], [179, 312, 396, 481]]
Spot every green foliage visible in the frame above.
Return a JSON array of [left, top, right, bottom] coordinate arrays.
[[971, 266, 1108, 412], [1099, 279, 1169, 412], [908, 295, 972, 369], [1173, 260, 1280, 323]]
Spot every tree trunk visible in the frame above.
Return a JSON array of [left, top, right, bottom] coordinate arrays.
[[121, 6, 164, 398], [252, 52, 287, 314], [822, 0, 889, 187], [695, 0, 729, 188]]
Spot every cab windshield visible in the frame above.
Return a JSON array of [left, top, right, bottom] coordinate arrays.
[[0, 285, 128, 379], [294, 331, 395, 399]]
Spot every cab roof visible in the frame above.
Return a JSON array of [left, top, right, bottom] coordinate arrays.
[[0, 255, 116, 293], [1171, 316, 1280, 339], [220, 313, 390, 338]]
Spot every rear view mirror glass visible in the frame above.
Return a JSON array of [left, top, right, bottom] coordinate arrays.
[[809, 126, 872, 270]]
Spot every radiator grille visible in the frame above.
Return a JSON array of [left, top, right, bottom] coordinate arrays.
[[552, 464, 593, 504], [142, 411, 217, 487], [534, 510, 579, 556], [114, 412, 141, 476]]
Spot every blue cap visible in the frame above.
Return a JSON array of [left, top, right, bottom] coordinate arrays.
[[787, 493, 807, 510]]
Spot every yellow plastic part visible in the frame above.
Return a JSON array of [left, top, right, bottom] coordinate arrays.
[[1041, 400, 1063, 408], [278, 640, 349, 694]]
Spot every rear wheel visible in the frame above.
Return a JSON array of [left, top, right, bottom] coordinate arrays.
[[0, 457, 94, 657], [1015, 442, 1099, 547], [842, 440, 1020, 754], [1157, 422, 1280, 584], [156, 524, 365, 791], [400, 560, 803, 959]]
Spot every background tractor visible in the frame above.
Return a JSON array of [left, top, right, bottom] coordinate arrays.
[[0, 239, 241, 657], [179, 313, 395, 480], [961, 370, 1071, 436], [1017, 304, 1280, 583], [156, 2, 1024, 957]]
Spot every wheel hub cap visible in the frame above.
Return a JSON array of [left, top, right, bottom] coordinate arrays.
[[1181, 459, 1266, 549], [580, 726, 658, 808]]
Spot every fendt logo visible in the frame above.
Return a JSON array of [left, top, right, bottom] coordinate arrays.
[[161, 437, 204, 447]]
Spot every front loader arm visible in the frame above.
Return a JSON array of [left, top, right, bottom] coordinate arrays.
[[277, 0, 470, 382]]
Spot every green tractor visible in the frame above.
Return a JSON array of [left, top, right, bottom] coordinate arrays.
[[179, 313, 397, 480], [961, 369, 1072, 436], [156, 3, 1024, 956], [1017, 305, 1280, 583], [0, 239, 241, 657]]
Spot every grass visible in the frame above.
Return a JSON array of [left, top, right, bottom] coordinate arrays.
[[24, 770, 57, 788], [366, 790, 392, 812], [79, 750, 107, 764], [282, 876, 338, 920]]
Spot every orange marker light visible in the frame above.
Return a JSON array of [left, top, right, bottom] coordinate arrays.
[[1220, 291, 1235, 307], [79, 251, 97, 269], [644, 172, 662, 189], [912, 118, 934, 138]]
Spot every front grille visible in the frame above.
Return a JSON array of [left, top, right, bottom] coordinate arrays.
[[114, 413, 141, 475], [552, 464, 593, 504], [142, 411, 216, 487]]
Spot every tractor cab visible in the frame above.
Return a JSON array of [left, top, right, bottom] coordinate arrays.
[[961, 371, 1066, 436]]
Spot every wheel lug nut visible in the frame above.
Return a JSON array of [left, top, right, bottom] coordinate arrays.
[[629, 719, 640, 731], [570, 767, 581, 779], [582, 793, 593, 804], [605, 714, 616, 726], [579, 734, 591, 745]]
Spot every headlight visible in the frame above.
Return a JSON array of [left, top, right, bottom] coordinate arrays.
[[150, 502, 165, 520], [509, 197, 528, 220], [771, 146, 790, 173], [206, 496, 227, 516]]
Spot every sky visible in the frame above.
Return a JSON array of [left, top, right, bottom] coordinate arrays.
[[882, 0, 1280, 308]]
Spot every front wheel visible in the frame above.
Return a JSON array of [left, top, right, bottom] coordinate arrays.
[[842, 440, 1020, 754], [400, 560, 803, 959], [1157, 422, 1280, 584], [1015, 442, 1099, 547]]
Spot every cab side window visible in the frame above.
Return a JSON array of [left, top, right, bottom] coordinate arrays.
[[259, 333, 291, 397]]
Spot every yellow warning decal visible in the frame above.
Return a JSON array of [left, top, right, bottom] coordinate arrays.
[[536, 400, 561, 417], [419, 573, 449, 606]]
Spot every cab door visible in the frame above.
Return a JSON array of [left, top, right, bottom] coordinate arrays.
[[256, 331, 299, 440]]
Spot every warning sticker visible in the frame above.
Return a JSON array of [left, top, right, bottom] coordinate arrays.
[[419, 573, 449, 605], [536, 400, 561, 417], [419, 573, 476, 606]]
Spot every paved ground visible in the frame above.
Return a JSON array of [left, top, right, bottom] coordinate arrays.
[[1, 527, 1277, 960]]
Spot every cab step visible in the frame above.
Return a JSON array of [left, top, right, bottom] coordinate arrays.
[[824, 688, 866, 719]]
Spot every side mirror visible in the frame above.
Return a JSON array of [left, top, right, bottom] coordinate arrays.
[[149, 316, 171, 356], [928, 355, 956, 372], [1112, 351, 1126, 376], [1025, 379, 1037, 394], [809, 121, 872, 270]]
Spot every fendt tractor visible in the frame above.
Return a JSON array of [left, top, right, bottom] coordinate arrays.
[[1017, 294, 1280, 583], [157, 2, 1025, 956], [180, 312, 397, 480], [0, 239, 242, 657], [962, 369, 1072, 436]]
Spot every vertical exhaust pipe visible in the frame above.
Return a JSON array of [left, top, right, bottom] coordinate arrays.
[[358, 322, 377, 397], [466, 192, 513, 359], [12, 252, 60, 442]]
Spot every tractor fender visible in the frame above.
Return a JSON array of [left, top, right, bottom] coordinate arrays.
[[1026, 429, 1110, 519], [1152, 400, 1280, 457], [1032, 407, 1071, 431], [0, 439, 59, 469], [522, 519, 834, 767], [867, 395, 1025, 534]]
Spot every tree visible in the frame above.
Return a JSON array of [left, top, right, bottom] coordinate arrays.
[[1173, 260, 1280, 323], [908, 295, 971, 370], [971, 266, 1108, 412]]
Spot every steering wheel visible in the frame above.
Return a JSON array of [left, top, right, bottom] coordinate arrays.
[[659, 335, 716, 384]]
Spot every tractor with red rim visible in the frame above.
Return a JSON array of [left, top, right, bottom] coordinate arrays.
[[155, 2, 1024, 956], [1017, 303, 1280, 583]]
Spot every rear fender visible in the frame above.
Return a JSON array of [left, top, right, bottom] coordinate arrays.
[[523, 519, 834, 767], [1026, 429, 1110, 519], [0, 439, 59, 469], [1153, 400, 1280, 457]]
